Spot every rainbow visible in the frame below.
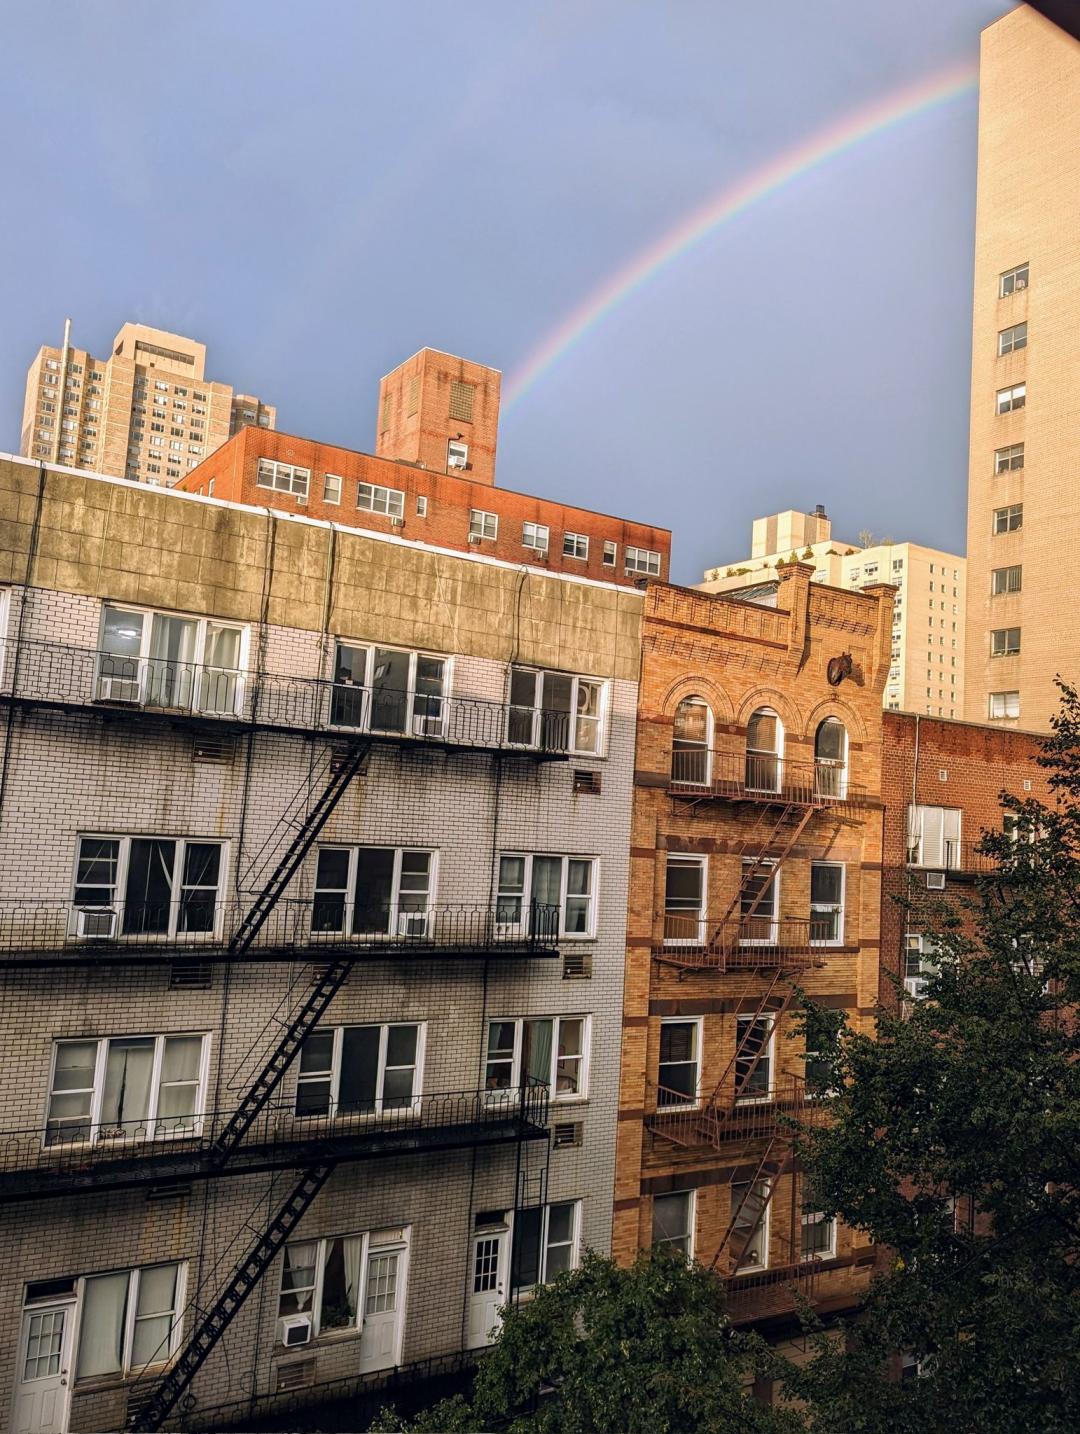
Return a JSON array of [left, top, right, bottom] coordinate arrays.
[[505, 59, 978, 407]]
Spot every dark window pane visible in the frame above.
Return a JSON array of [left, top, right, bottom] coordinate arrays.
[[511, 1208, 542, 1292], [339, 1028, 380, 1112], [354, 849, 395, 934], [123, 839, 176, 934]]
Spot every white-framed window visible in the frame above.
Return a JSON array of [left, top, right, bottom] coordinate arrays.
[[72, 835, 226, 940], [447, 440, 469, 470], [994, 444, 1024, 475], [999, 263, 1028, 297], [801, 1206, 836, 1260], [991, 627, 1021, 657], [506, 667, 606, 755], [312, 847, 435, 939], [625, 546, 661, 577], [906, 805, 961, 868], [904, 934, 939, 999], [745, 707, 783, 792], [522, 521, 549, 553], [96, 604, 246, 716], [46, 1034, 208, 1147], [563, 532, 588, 560], [998, 322, 1027, 356], [356, 481, 405, 519], [730, 1179, 770, 1273], [657, 1018, 701, 1109], [663, 855, 706, 945], [295, 1024, 423, 1117], [810, 862, 845, 945], [652, 1191, 694, 1259], [991, 565, 1022, 595], [278, 1229, 409, 1346], [602, 540, 617, 568], [671, 695, 712, 786], [483, 1016, 588, 1100], [510, 1201, 579, 1294], [323, 473, 342, 504], [416, 495, 428, 517], [814, 717, 848, 797], [256, 458, 310, 499], [996, 383, 1026, 414], [734, 1014, 775, 1102], [496, 854, 596, 939], [740, 859, 778, 944], [469, 509, 498, 541], [993, 504, 1022, 533], [989, 690, 1020, 720], [76, 1263, 185, 1379], [329, 641, 448, 737]]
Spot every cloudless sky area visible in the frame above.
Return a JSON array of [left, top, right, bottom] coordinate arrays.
[[0, 1, 1014, 581]]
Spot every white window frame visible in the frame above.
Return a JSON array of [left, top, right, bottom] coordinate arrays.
[[994, 443, 1024, 474], [657, 1016, 702, 1111], [906, 805, 961, 869], [94, 604, 248, 717], [734, 1013, 775, 1104], [602, 540, 617, 568], [999, 263, 1028, 297], [74, 1263, 187, 1380], [323, 473, 342, 505], [996, 383, 1026, 414], [509, 1200, 581, 1296], [992, 504, 1022, 534], [505, 666, 607, 756], [328, 641, 451, 738], [46, 1034, 210, 1148], [730, 1179, 771, 1274], [989, 690, 1020, 720], [277, 1229, 410, 1341], [356, 481, 405, 518], [521, 521, 549, 553], [997, 322, 1027, 356], [652, 1190, 695, 1260], [483, 1016, 590, 1102], [295, 1023, 425, 1119], [256, 458, 310, 499], [447, 440, 469, 470], [739, 858, 779, 945], [991, 627, 1021, 657], [800, 1208, 836, 1261], [991, 566, 1022, 595], [70, 834, 228, 941], [810, 861, 845, 946], [745, 707, 784, 793], [469, 509, 498, 541], [562, 532, 588, 561], [625, 546, 661, 577], [663, 855, 707, 946], [904, 933, 938, 999], [311, 846, 437, 940], [496, 853, 597, 940]]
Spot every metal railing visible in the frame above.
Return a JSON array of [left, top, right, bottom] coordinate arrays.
[[0, 1080, 550, 1203], [645, 1073, 819, 1148], [655, 916, 833, 971], [906, 840, 1004, 875], [0, 900, 561, 965], [0, 638, 576, 754], [669, 749, 865, 806], [723, 1234, 822, 1323]]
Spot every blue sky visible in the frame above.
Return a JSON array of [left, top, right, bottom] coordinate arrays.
[[0, 1, 1012, 580]]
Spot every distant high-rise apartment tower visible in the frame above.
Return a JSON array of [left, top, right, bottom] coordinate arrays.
[[20, 321, 276, 486], [963, 7, 1080, 729]]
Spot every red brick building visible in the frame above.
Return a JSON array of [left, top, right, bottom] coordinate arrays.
[[178, 348, 670, 589]]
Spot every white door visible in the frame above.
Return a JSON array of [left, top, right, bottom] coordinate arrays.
[[357, 1247, 404, 1375], [13, 1304, 74, 1434], [467, 1229, 508, 1348]]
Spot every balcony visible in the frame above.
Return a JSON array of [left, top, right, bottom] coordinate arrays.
[[645, 1074, 821, 1150], [723, 1236, 822, 1324], [654, 917, 831, 972], [906, 840, 1015, 879], [0, 900, 562, 967], [0, 1081, 550, 1203], [669, 750, 865, 808], [0, 639, 575, 758]]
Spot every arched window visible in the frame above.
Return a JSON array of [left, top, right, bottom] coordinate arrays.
[[814, 718, 848, 798], [745, 708, 782, 793], [671, 697, 712, 787]]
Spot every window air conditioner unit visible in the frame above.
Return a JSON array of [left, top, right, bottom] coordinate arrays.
[[278, 1315, 312, 1348], [77, 908, 118, 939], [412, 711, 443, 739], [1014, 278, 1026, 290], [97, 676, 141, 704], [397, 911, 429, 939], [926, 872, 946, 891], [390, 516, 404, 528], [468, 533, 483, 544]]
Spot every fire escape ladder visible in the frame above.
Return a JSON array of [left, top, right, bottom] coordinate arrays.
[[211, 957, 353, 1162], [717, 804, 815, 930], [229, 738, 371, 956], [702, 970, 787, 1117], [710, 1142, 784, 1273], [126, 1162, 336, 1433]]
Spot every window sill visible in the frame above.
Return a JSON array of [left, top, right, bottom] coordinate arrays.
[[74, 1362, 170, 1395]]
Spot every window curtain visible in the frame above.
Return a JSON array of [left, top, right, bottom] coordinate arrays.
[[523, 1020, 553, 1088], [343, 1236, 364, 1327], [76, 1273, 128, 1377], [148, 615, 198, 708], [199, 624, 240, 714], [101, 1039, 155, 1130]]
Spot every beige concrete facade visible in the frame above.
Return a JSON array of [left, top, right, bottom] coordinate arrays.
[[963, 7, 1080, 729], [20, 323, 275, 489], [699, 510, 966, 717]]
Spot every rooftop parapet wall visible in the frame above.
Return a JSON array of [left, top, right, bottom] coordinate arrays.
[[0, 457, 644, 682]]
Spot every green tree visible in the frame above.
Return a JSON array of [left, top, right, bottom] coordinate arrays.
[[785, 682, 1080, 1434], [371, 1249, 800, 1433]]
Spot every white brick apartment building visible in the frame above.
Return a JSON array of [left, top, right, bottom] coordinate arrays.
[[0, 456, 649, 1433]]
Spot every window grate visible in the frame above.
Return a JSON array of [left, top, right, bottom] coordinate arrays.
[[553, 1121, 583, 1148], [145, 1181, 192, 1203], [192, 734, 235, 765], [562, 951, 592, 980], [169, 963, 213, 991], [449, 380, 475, 422], [573, 770, 601, 795], [276, 1358, 316, 1392]]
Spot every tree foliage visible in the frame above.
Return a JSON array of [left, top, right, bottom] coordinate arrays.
[[784, 682, 1080, 1433], [371, 1249, 799, 1433]]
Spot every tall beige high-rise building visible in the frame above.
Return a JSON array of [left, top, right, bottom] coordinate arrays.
[[963, 6, 1080, 729], [699, 507, 966, 717], [20, 322, 276, 486]]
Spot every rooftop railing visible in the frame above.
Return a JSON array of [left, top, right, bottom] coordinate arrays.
[[669, 749, 866, 807], [0, 1080, 550, 1203], [0, 900, 561, 966], [654, 916, 832, 971], [0, 639, 578, 755]]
